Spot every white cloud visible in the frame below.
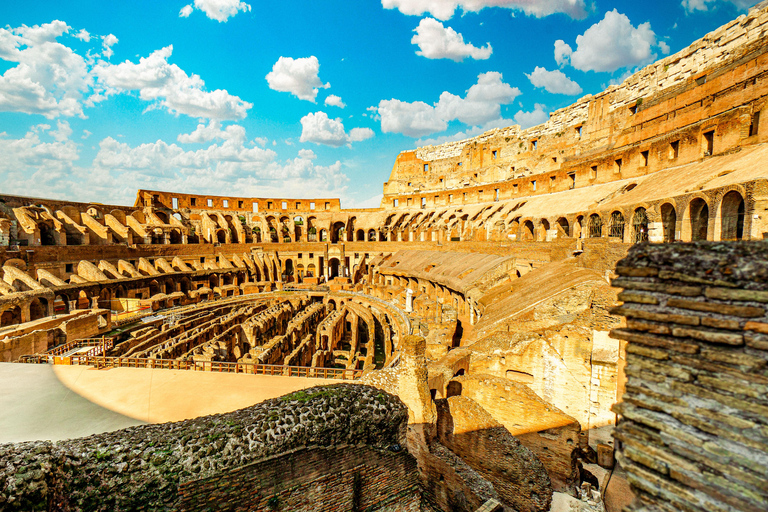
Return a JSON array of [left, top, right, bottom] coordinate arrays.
[[411, 18, 492, 61], [556, 10, 662, 72], [74, 29, 90, 42], [526, 66, 582, 95], [50, 119, 73, 142], [681, 0, 759, 13], [298, 148, 316, 159], [348, 127, 375, 142], [416, 117, 513, 146], [514, 103, 549, 128], [254, 136, 268, 147], [324, 94, 346, 108], [266, 56, 329, 102], [82, 129, 91, 139], [299, 111, 374, 147], [177, 120, 246, 144], [93, 45, 252, 120], [378, 71, 520, 137], [554, 39, 572, 67], [0, 20, 92, 118], [658, 41, 670, 54], [182, 0, 252, 22], [378, 99, 447, 138], [382, 0, 588, 21], [102, 34, 118, 59]]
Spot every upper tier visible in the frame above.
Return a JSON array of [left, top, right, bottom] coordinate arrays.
[[382, 2, 768, 209]]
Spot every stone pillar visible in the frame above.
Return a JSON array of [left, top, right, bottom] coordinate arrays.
[[69, 300, 77, 312], [648, 221, 664, 243], [405, 288, 413, 313], [91, 297, 99, 309]]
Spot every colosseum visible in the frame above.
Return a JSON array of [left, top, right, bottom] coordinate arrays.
[[2, 4, 768, 512]]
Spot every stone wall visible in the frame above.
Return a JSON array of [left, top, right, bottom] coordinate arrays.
[[610, 241, 768, 512], [0, 384, 416, 511]]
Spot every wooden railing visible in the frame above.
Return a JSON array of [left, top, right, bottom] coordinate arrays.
[[45, 336, 115, 357], [64, 356, 362, 380]]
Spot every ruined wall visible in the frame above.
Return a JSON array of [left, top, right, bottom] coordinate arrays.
[[0, 384, 416, 512], [610, 241, 768, 512]]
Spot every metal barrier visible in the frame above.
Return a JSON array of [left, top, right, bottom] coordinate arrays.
[[66, 355, 362, 380], [44, 336, 115, 357]]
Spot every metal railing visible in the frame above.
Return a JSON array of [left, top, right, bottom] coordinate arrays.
[[62, 355, 362, 380]]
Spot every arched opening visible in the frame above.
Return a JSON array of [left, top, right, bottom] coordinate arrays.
[[149, 280, 161, 296], [222, 274, 234, 286], [77, 290, 90, 309], [253, 226, 262, 243], [154, 211, 169, 224], [216, 230, 227, 244], [720, 191, 745, 241], [54, 294, 69, 314], [588, 214, 602, 238], [661, 203, 677, 242], [114, 285, 127, 299], [284, 259, 294, 282], [40, 223, 56, 246], [522, 220, 535, 241], [609, 211, 625, 240], [329, 258, 340, 279], [319, 229, 328, 242], [268, 227, 277, 243], [574, 215, 584, 239], [367, 229, 376, 241], [446, 381, 463, 398], [151, 231, 164, 245], [306, 263, 316, 278], [294, 216, 303, 241], [331, 222, 345, 243], [0, 306, 21, 326], [356, 229, 365, 241], [538, 219, 550, 241], [209, 275, 219, 289], [632, 207, 649, 243], [29, 299, 46, 321], [556, 217, 569, 237], [689, 198, 709, 241], [169, 229, 182, 244]]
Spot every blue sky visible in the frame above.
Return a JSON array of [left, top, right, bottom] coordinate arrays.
[[0, 0, 760, 207]]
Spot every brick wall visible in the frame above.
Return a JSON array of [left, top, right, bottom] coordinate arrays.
[[177, 445, 420, 512], [610, 241, 768, 512]]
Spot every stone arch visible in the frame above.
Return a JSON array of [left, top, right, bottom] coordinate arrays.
[[367, 229, 376, 241], [29, 298, 47, 321], [538, 219, 550, 241], [686, 197, 710, 241], [216, 229, 227, 244], [329, 258, 340, 279], [319, 228, 328, 242], [149, 280, 161, 296], [54, 294, 70, 314], [40, 222, 57, 246], [719, 190, 746, 241], [660, 202, 677, 242], [356, 229, 365, 241], [574, 215, 584, 239], [331, 222, 346, 243], [556, 217, 569, 237], [609, 211, 625, 240], [632, 207, 649, 243], [521, 220, 534, 241], [0, 306, 21, 326], [588, 213, 603, 238], [169, 229, 183, 244]]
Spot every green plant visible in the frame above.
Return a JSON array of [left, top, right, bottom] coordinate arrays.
[[267, 496, 279, 509]]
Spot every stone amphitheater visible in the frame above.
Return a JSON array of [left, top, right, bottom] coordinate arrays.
[[2, 4, 768, 512]]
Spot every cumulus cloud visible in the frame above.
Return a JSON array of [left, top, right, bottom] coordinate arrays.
[[0, 20, 92, 118], [75, 29, 90, 42], [377, 71, 520, 137], [514, 103, 549, 129], [93, 45, 252, 120], [179, 4, 194, 17], [101, 34, 118, 59], [412, 18, 492, 61], [266, 56, 329, 102], [324, 94, 346, 108], [382, 0, 588, 20], [299, 111, 374, 147], [180, 0, 251, 22], [555, 10, 663, 72], [526, 66, 582, 95], [681, 0, 759, 13], [177, 120, 246, 144]]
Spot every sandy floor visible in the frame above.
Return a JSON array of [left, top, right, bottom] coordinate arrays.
[[0, 362, 339, 443]]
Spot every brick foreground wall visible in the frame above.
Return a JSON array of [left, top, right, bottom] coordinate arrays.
[[610, 242, 768, 512], [177, 445, 420, 512]]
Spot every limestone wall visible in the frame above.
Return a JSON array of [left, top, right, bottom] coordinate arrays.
[[610, 241, 768, 512], [0, 384, 415, 511]]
